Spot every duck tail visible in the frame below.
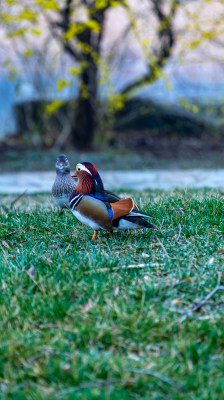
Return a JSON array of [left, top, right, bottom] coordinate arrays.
[[128, 209, 153, 218], [124, 216, 158, 230]]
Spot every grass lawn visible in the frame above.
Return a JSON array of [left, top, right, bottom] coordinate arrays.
[[0, 189, 224, 399]]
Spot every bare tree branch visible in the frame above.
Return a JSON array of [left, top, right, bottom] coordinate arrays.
[[121, 0, 180, 96], [60, 0, 73, 32]]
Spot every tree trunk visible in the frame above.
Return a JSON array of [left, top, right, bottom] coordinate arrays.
[[57, 2, 106, 150], [70, 60, 98, 150]]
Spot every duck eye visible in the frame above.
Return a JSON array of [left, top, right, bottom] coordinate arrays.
[[77, 167, 81, 171]]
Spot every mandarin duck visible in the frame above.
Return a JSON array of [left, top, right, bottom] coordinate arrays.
[[69, 162, 157, 240], [52, 154, 77, 212]]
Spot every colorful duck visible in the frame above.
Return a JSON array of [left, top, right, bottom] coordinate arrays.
[[69, 162, 157, 240], [52, 154, 77, 212]]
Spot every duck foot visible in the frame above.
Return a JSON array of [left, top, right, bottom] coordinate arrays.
[[92, 230, 98, 241]]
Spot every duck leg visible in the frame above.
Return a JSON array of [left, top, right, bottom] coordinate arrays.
[[92, 230, 98, 241], [109, 231, 113, 239]]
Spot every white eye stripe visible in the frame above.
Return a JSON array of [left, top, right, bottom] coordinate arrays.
[[76, 163, 92, 176]]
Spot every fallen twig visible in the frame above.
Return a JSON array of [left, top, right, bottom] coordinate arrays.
[[167, 278, 191, 289], [27, 352, 46, 364], [38, 323, 58, 330], [169, 307, 186, 314], [174, 224, 182, 242], [0, 204, 9, 212], [160, 218, 165, 230], [84, 263, 161, 274], [0, 228, 35, 240], [10, 190, 27, 210], [55, 233, 70, 238], [129, 368, 183, 391], [179, 272, 224, 323], [17, 238, 37, 244], [55, 379, 121, 397], [157, 239, 170, 259], [25, 267, 43, 292], [0, 230, 20, 239]]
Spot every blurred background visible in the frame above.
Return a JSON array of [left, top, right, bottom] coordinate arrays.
[[0, 0, 224, 172]]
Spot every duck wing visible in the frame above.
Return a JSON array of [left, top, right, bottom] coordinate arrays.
[[75, 196, 113, 232], [104, 190, 121, 202], [87, 190, 120, 203]]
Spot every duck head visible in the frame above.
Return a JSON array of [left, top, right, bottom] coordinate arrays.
[[71, 162, 104, 194], [56, 154, 70, 173]]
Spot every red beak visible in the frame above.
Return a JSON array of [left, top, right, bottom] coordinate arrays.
[[71, 172, 77, 177]]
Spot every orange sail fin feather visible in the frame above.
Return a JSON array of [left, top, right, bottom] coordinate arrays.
[[110, 198, 135, 220]]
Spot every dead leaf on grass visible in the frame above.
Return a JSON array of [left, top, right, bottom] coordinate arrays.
[[124, 378, 137, 387], [62, 364, 71, 372], [2, 240, 10, 249], [113, 287, 119, 296], [128, 353, 140, 361], [142, 252, 150, 259], [171, 299, 182, 305], [26, 265, 35, 278], [80, 299, 94, 313]]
